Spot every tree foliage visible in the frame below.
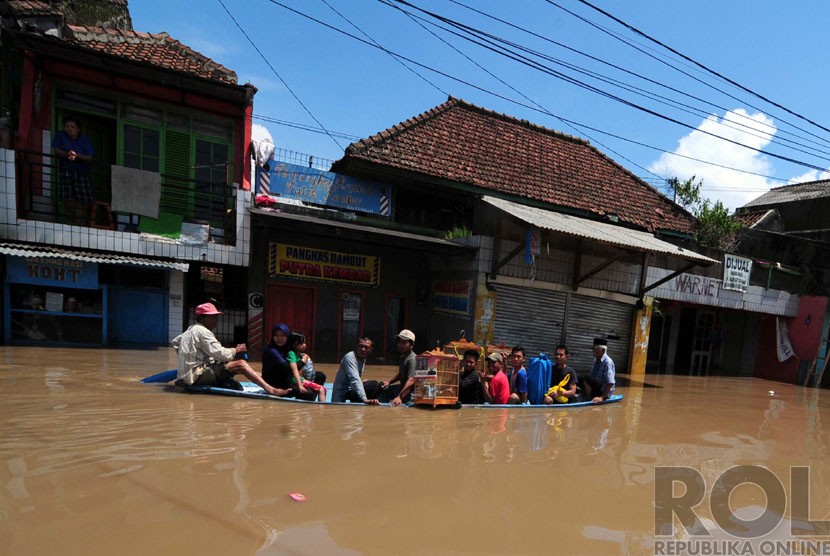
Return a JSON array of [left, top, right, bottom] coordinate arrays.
[[669, 176, 741, 250]]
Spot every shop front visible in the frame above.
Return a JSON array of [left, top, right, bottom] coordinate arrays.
[[644, 265, 799, 376], [248, 209, 471, 363], [1, 244, 187, 346]]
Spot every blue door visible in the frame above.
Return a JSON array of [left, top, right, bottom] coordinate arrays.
[[112, 288, 166, 345]]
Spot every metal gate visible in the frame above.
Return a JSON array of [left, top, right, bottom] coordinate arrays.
[[493, 283, 634, 374], [492, 284, 567, 357], [565, 294, 634, 373]]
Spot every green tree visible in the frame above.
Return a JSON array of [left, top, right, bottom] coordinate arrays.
[[669, 176, 741, 250]]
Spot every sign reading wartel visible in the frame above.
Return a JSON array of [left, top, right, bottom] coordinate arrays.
[[268, 243, 380, 287], [722, 254, 753, 292]]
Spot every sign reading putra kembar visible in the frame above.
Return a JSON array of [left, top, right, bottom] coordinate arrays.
[[258, 162, 391, 216], [722, 254, 753, 293]]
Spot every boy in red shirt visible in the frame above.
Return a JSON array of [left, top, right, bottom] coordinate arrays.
[[481, 352, 510, 405]]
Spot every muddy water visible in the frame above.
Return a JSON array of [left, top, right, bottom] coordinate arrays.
[[1, 347, 828, 556]]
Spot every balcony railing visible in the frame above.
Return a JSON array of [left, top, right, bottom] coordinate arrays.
[[14, 151, 237, 244]]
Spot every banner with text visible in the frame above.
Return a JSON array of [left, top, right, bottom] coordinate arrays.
[[7, 256, 98, 289], [268, 243, 380, 287], [257, 162, 391, 216], [432, 279, 473, 317], [722, 254, 752, 292]]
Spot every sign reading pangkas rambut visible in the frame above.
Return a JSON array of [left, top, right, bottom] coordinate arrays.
[[722, 254, 753, 292], [269, 243, 380, 287], [258, 163, 392, 216]]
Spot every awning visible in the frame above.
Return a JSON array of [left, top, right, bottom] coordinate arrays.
[[251, 207, 471, 250], [482, 196, 718, 265], [0, 242, 190, 272]]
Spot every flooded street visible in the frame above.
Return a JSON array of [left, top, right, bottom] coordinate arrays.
[[1, 346, 828, 556]]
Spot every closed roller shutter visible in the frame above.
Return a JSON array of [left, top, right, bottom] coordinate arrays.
[[565, 294, 634, 373], [493, 284, 567, 357]]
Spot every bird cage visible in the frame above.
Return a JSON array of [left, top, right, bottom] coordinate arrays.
[[413, 349, 459, 408], [444, 336, 485, 374]]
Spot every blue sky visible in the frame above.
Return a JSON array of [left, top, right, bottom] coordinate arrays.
[[131, 1, 830, 211]]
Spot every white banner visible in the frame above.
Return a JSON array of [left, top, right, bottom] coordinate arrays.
[[776, 317, 795, 362], [722, 254, 752, 292]]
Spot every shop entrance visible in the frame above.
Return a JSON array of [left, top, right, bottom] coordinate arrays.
[[266, 284, 316, 351], [338, 291, 364, 356]]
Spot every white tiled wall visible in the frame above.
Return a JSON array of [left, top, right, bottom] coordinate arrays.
[[168, 270, 185, 342], [0, 147, 251, 268]]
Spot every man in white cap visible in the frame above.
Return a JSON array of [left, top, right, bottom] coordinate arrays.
[[380, 329, 417, 406], [172, 302, 284, 396], [582, 337, 615, 403]]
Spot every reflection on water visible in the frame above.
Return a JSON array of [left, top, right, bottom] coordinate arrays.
[[0, 347, 829, 555]]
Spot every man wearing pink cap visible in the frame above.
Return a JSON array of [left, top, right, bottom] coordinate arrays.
[[172, 302, 285, 396]]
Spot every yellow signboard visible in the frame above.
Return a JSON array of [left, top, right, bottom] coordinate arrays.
[[268, 243, 380, 287]]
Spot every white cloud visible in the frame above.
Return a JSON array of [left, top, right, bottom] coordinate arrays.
[[787, 169, 830, 184], [648, 109, 787, 211]]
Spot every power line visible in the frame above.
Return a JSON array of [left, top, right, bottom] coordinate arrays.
[[391, 1, 830, 162], [263, 1, 823, 184], [386, 0, 830, 171], [446, 0, 829, 153], [216, 0, 343, 151], [252, 113, 361, 141], [319, 0, 448, 96], [569, 0, 830, 139]]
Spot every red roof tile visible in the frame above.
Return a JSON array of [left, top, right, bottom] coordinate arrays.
[[339, 97, 696, 234], [1, 1, 61, 17], [63, 25, 237, 84], [733, 208, 777, 229]]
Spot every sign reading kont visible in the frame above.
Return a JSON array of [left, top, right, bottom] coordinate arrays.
[[268, 243, 380, 287], [7, 256, 98, 289]]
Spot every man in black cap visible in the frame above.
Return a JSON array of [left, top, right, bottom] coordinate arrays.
[[581, 338, 615, 403]]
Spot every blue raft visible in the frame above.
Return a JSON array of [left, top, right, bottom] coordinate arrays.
[[141, 369, 624, 408]]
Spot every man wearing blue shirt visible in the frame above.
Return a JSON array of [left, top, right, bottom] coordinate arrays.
[[583, 338, 615, 403], [52, 115, 95, 224], [507, 345, 529, 404]]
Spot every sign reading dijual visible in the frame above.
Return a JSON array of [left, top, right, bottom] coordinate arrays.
[[259, 163, 392, 216], [269, 243, 380, 287], [432, 279, 473, 317], [722, 254, 753, 292], [7, 256, 98, 289]]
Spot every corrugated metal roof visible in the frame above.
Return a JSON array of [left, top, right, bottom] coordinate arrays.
[[251, 207, 471, 249], [0, 243, 189, 271], [743, 180, 830, 208], [483, 196, 718, 265]]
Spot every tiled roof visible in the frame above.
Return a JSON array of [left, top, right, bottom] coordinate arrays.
[[63, 25, 238, 84], [733, 208, 772, 229], [0, 1, 61, 17], [743, 179, 830, 208], [337, 97, 695, 234]]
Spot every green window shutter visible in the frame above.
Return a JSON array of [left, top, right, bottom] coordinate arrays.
[[162, 130, 192, 213]]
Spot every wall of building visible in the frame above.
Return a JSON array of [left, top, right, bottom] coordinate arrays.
[[0, 147, 252, 267]]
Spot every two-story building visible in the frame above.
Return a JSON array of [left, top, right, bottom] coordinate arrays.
[[0, 1, 255, 346]]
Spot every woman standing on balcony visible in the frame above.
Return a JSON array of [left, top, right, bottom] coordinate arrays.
[[52, 115, 94, 225]]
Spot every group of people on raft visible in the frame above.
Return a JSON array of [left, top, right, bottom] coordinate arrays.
[[172, 302, 616, 405]]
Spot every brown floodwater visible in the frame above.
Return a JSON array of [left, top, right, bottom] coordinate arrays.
[[1, 346, 828, 556]]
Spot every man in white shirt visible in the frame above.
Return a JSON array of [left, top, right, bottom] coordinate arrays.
[[331, 336, 380, 404], [172, 302, 284, 396]]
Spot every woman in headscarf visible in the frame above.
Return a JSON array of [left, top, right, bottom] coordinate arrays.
[[262, 323, 316, 400], [262, 323, 293, 392]]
